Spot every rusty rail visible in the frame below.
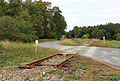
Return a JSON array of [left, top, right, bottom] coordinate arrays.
[[18, 53, 74, 69], [55, 55, 74, 69]]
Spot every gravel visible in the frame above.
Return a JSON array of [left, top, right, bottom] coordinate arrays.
[[40, 54, 71, 65], [0, 66, 60, 81], [0, 56, 83, 81]]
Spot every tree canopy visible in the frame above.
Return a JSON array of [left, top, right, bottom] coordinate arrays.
[[66, 23, 120, 40], [0, 0, 67, 42]]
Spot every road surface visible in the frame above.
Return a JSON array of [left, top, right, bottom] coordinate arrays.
[[38, 41, 120, 68]]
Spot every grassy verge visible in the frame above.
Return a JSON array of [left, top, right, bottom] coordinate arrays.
[[0, 41, 59, 68], [59, 39, 78, 46], [46, 55, 120, 81], [107, 40, 120, 48], [89, 40, 119, 48], [60, 39, 120, 48], [29, 39, 56, 44], [69, 55, 120, 81], [59, 39, 90, 46]]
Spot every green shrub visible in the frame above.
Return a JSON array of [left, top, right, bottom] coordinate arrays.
[[0, 16, 37, 42], [39, 78, 43, 81], [82, 34, 89, 39], [12, 33, 36, 42]]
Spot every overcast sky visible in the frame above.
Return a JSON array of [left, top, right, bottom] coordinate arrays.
[[43, 0, 120, 31]]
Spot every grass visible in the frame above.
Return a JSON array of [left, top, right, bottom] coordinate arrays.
[[59, 39, 78, 46], [89, 40, 120, 48], [97, 74, 120, 81], [71, 68, 77, 71], [0, 41, 59, 68], [64, 54, 120, 81], [59, 39, 90, 46], [60, 39, 91, 46], [45, 54, 120, 81], [39, 78, 43, 81], [60, 39, 120, 48], [58, 71, 66, 78], [107, 40, 120, 48], [48, 70, 56, 74], [40, 54, 120, 80], [64, 78, 70, 81], [89, 40, 116, 48], [79, 66, 88, 70], [29, 39, 56, 44], [71, 75, 81, 80]]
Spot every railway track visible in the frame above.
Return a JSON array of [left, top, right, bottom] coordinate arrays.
[[18, 53, 74, 69]]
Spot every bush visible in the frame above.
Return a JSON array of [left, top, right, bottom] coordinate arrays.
[[116, 33, 120, 40], [12, 33, 33, 42], [0, 16, 37, 42], [82, 34, 90, 39]]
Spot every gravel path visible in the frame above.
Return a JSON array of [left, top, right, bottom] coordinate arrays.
[[38, 41, 120, 68]]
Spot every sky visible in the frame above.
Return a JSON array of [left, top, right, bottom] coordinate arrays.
[[42, 0, 120, 31]]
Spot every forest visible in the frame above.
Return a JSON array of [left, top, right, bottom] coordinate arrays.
[[0, 0, 67, 42], [66, 23, 120, 40]]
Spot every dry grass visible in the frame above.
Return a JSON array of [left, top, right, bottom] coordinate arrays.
[[60, 39, 120, 48], [107, 40, 120, 48], [59, 39, 78, 46], [60, 39, 92, 46], [45, 54, 120, 81], [89, 40, 117, 48], [63, 55, 120, 81], [38, 39, 56, 43], [29, 39, 56, 44], [0, 41, 59, 68]]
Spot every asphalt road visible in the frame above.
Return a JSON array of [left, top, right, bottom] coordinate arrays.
[[38, 41, 120, 68]]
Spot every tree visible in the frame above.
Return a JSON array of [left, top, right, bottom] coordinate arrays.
[[0, 16, 17, 40], [52, 6, 67, 40], [0, 16, 37, 42], [68, 23, 120, 40], [0, 0, 67, 42], [73, 26, 82, 38], [0, 0, 5, 16], [4, 1, 22, 16]]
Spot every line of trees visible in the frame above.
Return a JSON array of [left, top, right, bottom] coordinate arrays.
[[0, 0, 67, 42], [66, 23, 120, 40]]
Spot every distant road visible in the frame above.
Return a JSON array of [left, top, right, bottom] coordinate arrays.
[[38, 41, 120, 68]]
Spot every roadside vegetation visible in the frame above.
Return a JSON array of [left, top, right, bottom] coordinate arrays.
[[60, 39, 90, 46], [38, 39, 56, 43], [107, 40, 120, 48], [89, 40, 120, 48], [42, 54, 120, 81], [0, 41, 59, 68], [29, 39, 56, 44], [60, 39, 120, 48], [59, 39, 78, 46], [69, 55, 120, 81]]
